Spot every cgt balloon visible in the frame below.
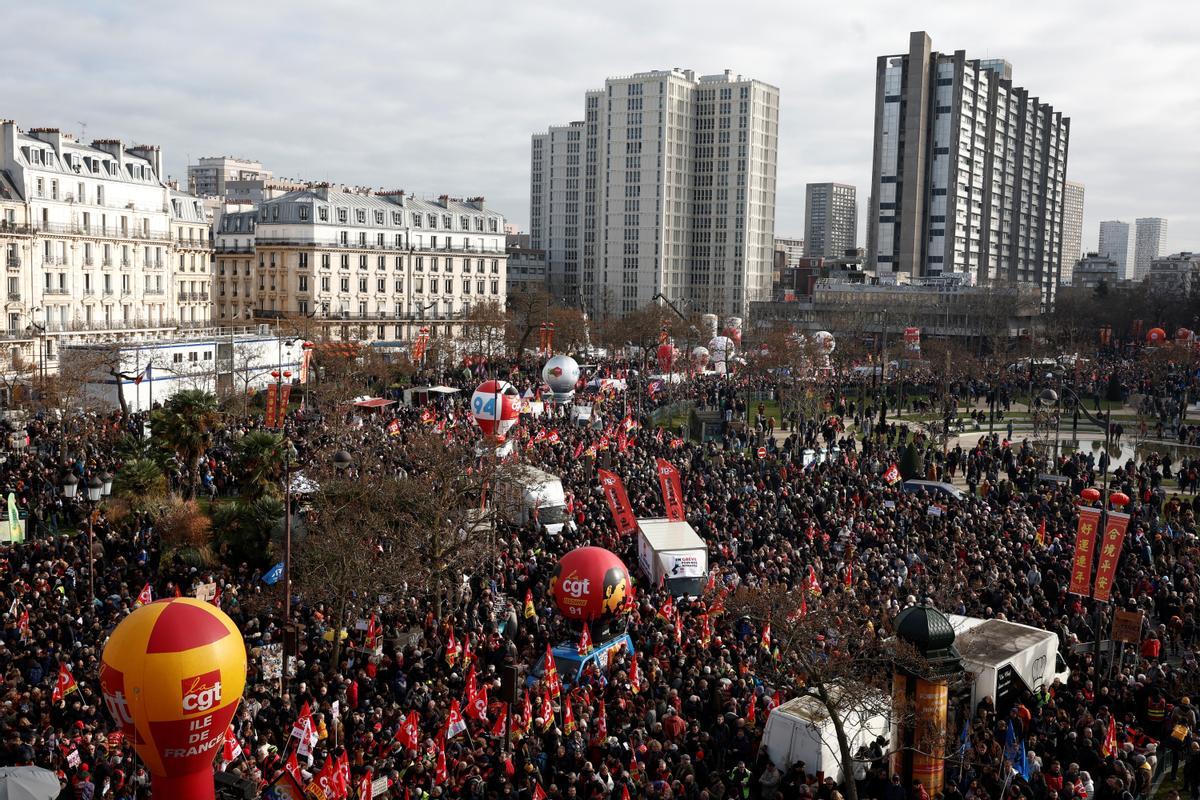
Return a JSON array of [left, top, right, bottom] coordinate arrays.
[[550, 546, 631, 622]]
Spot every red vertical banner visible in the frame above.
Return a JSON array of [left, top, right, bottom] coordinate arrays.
[[1069, 507, 1100, 596], [1092, 511, 1130, 603], [278, 385, 293, 428], [598, 469, 637, 535], [265, 383, 279, 429], [655, 458, 686, 522], [299, 349, 312, 384]]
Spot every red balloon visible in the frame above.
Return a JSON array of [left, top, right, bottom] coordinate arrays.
[[1109, 492, 1130, 507], [1147, 327, 1167, 343], [1080, 488, 1101, 503], [550, 547, 630, 622], [656, 343, 675, 373]]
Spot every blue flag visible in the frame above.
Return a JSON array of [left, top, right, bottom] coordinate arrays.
[[262, 562, 284, 585], [958, 720, 971, 756]]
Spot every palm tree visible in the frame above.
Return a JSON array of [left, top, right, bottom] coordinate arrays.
[[111, 458, 168, 512], [151, 389, 222, 500], [232, 430, 286, 501]]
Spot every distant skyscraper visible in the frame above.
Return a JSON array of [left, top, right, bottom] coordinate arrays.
[[1134, 217, 1168, 282], [773, 237, 804, 269], [1060, 181, 1084, 285], [1098, 221, 1133, 280], [803, 183, 857, 259], [532, 68, 780, 318], [867, 31, 1070, 305]]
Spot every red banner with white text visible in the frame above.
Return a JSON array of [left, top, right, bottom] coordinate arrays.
[[265, 384, 279, 430], [1092, 511, 1130, 603], [1069, 507, 1100, 596], [598, 469, 637, 535], [655, 458, 686, 522]]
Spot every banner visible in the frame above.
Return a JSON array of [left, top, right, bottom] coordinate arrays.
[[1092, 510, 1130, 603], [598, 469, 637, 535], [904, 327, 921, 353], [655, 458, 686, 522], [265, 383, 279, 429], [279, 384, 293, 427], [299, 348, 312, 384], [1068, 507, 1100, 596], [660, 551, 704, 578]]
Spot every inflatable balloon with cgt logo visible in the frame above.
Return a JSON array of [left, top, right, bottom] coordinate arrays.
[[549, 546, 630, 622], [100, 597, 247, 800]]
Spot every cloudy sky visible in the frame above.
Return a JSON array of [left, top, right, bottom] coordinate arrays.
[[3, 0, 1196, 252]]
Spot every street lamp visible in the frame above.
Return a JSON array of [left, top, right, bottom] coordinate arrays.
[[331, 450, 353, 473], [99, 471, 113, 497], [59, 473, 79, 499], [86, 476, 103, 502]]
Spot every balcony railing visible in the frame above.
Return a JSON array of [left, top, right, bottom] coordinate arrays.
[[215, 244, 254, 254], [253, 237, 505, 256], [5, 257, 19, 268], [7, 292, 20, 301], [29, 222, 173, 242]]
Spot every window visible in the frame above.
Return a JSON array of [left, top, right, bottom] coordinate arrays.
[[415, 278, 424, 293], [374, 211, 384, 225], [377, 279, 385, 293], [318, 207, 328, 221], [490, 280, 499, 294], [322, 254, 330, 268], [340, 277, 349, 292], [337, 209, 348, 223], [462, 279, 471, 294], [299, 206, 309, 221], [359, 278, 367, 292], [443, 279, 452, 293], [321, 276, 330, 292], [299, 276, 308, 292], [356, 210, 366, 224], [395, 279, 403, 292]]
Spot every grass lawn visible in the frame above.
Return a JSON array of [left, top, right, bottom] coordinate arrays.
[[748, 400, 783, 430]]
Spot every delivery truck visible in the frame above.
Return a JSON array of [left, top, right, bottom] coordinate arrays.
[[761, 685, 892, 780], [494, 465, 569, 535], [636, 518, 708, 597], [948, 615, 1071, 714]]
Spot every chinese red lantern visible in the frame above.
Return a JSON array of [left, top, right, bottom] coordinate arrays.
[[1109, 492, 1130, 507], [550, 547, 630, 622], [1080, 488, 1101, 504]]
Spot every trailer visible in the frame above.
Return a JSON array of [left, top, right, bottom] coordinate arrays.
[[762, 686, 892, 781], [948, 615, 1070, 714], [493, 465, 569, 535], [636, 518, 708, 596]]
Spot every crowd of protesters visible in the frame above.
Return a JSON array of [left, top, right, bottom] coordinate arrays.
[[0, 349, 1199, 800]]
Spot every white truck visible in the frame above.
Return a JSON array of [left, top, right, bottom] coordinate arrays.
[[494, 465, 569, 535], [949, 615, 1071, 713], [636, 518, 708, 596], [762, 685, 892, 781]]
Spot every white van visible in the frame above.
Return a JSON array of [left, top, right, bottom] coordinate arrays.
[[949, 615, 1071, 712], [762, 685, 892, 781], [494, 465, 570, 534]]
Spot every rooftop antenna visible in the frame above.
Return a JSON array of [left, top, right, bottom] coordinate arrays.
[[76, 121, 87, 141]]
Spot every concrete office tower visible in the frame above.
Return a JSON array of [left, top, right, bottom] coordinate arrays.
[[188, 156, 271, 198], [803, 183, 857, 259], [1060, 180, 1084, 284], [532, 68, 780, 318], [867, 32, 1070, 306], [1134, 217, 1168, 282], [1098, 221, 1133, 280]]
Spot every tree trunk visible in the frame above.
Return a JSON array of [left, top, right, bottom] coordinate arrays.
[[817, 682, 861, 800], [330, 592, 348, 671]]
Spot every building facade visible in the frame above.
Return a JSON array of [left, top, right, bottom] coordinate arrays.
[[1134, 217, 1168, 283], [1060, 180, 1084, 284], [213, 188, 507, 343], [1098, 220, 1133, 281], [188, 156, 271, 198], [0, 120, 212, 380], [803, 183, 857, 259], [773, 236, 804, 270], [532, 68, 780, 318], [867, 32, 1070, 306], [1148, 252, 1200, 296], [1072, 252, 1120, 291], [506, 247, 547, 296]]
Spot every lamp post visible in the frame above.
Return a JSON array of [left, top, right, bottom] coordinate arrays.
[[1038, 387, 1060, 467]]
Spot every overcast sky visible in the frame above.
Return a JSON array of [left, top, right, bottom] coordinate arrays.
[[3, 0, 1196, 253]]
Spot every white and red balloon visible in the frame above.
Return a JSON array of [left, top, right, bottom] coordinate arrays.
[[471, 380, 521, 441]]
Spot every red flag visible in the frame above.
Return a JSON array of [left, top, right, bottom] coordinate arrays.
[[578, 624, 593, 656], [699, 614, 712, 647], [805, 566, 822, 597], [17, 609, 28, 639], [548, 431, 561, 444], [882, 463, 901, 485], [538, 691, 554, 731], [655, 458, 685, 521], [657, 594, 675, 622], [1100, 715, 1117, 757], [597, 469, 638, 535], [464, 664, 478, 707], [593, 700, 608, 744], [335, 752, 350, 799], [533, 784, 548, 800], [313, 756, 337, 800], [563, 696, 577, 734], [210, 584, 222, 608], [844, 562, 854, 588], [173, 585, 181, 598], [524, 588, 537, 619], [1036, 518, 1047, 547], [1069, 507, 1101, 596], [466, 685, 489, 722], [543, 645, 562, 698], [394, 710, 420, 751], [572, 440, 585, 460], [746, 693, 757, 724], [52, 663, 78, 703], [135, 583, 152, 607], [1092, 511, 1130, 603], [628, 652, 641, 694], [760, 623, 771, 652], [490, 704, 508, 737], [444, 628, 460, 666], [673, 615, 683, 645], [285, 749, 302, 784], [221, 724, 244, 765], [445, 700, 467, 738], [434, 735, 448, 784], [357, 769, 373, 800]]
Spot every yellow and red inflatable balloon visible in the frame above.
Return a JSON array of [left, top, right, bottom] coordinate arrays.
[[100, 598, 246, 800], [549, 546, 630, 622]]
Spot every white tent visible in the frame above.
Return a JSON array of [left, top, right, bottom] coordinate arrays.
[[0, 767, 61, 800]]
